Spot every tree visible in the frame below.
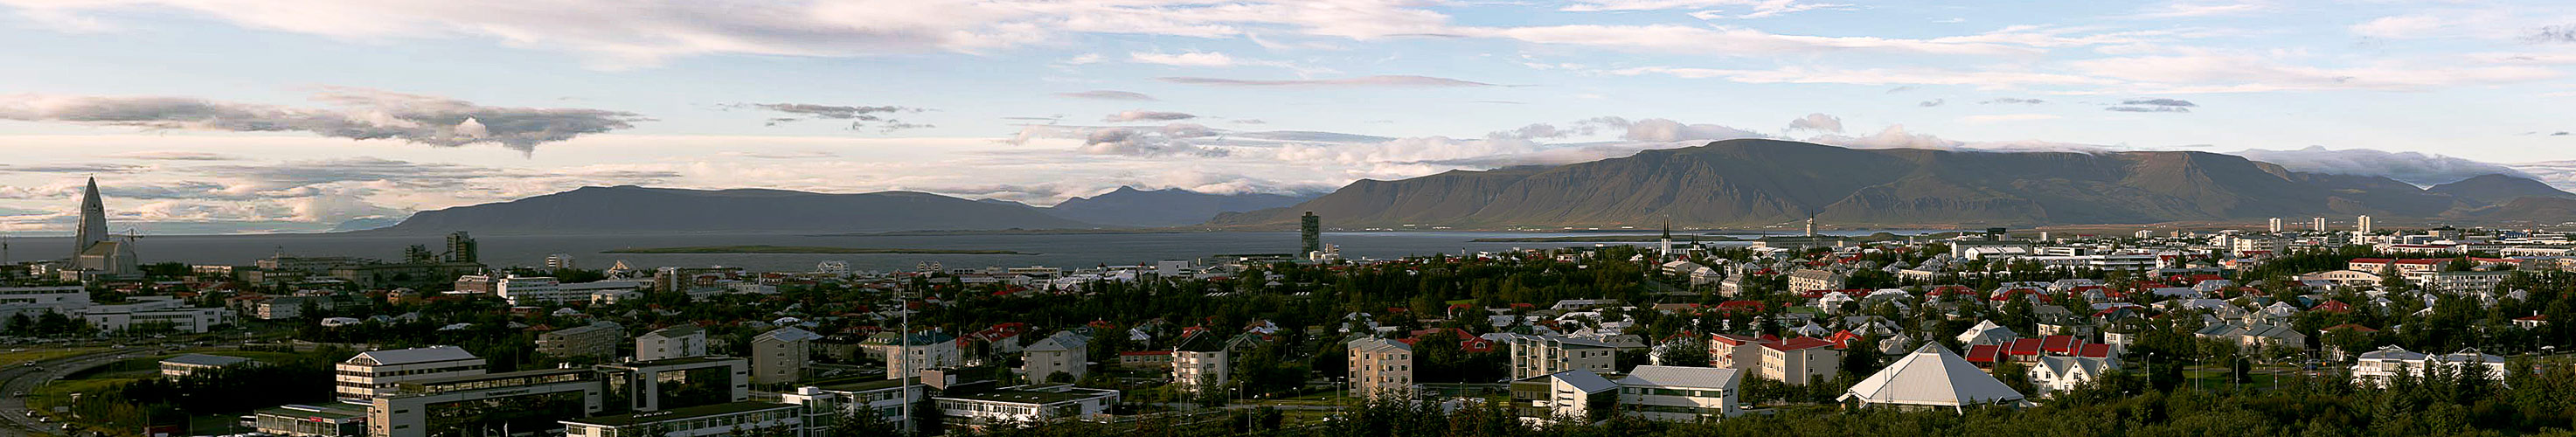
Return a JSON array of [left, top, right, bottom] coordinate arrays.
[[828, 407, 898, 437], [1653, 339, 1712, 368]]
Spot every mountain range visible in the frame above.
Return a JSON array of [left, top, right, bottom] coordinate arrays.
[[371, 184, 1309, 234], [1209, 139, 2576, 228], [372, 140, 2576, 234], [1021, 186, 1310, 227]]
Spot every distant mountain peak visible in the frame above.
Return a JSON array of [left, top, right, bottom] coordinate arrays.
[[1211, 140, 2555, 228]]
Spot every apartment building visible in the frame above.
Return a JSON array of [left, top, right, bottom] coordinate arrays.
[[537, 322, 625, 360], [1757, 336, 1842, 385], [1346, 337, 1415, 399], [1502, 334, 1619, 380], [1022, 330, 1090, 384]]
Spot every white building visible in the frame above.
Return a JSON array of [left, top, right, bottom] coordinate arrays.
[[781, 378, 930, 436], [638, 324, 709, 361], [2352, 345, 2509, 388], [867, 330, 962, 380], [333, 346, 487, 402], [1614, 365, 1742, 422], [1514, 370, 1620, 427], [561, 402, 802, 437], [2026, 357, 2119, 398], [1022, 330, 1090, 384], [81, 298, 231, 334], [934, 385, 1121, 432], [1502, 334, 1619, 380], [753, 327, 823, 385], [500, 276, 649, 306], [1840, 344, 2026, 412]]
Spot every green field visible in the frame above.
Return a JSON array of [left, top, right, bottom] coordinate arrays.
[[603, 245, 1031, 254], [0, 347, 101, 367]]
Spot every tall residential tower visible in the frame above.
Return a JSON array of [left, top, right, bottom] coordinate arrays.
[[1300, 212, 1321, 257]]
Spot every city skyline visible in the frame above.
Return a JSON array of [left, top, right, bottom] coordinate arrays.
[[3, 0, 2574, 234]]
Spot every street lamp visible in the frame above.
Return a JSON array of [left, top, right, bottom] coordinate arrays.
[[2234, 356, 2254, 392]]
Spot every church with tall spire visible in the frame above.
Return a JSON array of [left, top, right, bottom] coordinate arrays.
[[70, 177, 140, 279]]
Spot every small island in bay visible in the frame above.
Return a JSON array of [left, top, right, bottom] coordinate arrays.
[[603, 245, 1031, 254]]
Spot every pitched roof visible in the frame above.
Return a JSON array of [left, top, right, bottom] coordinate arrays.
[[755, 327, 823, 343], [162, 353, 252, 367], [1839, 344, 2026, 407], [1546, 370, 1620, 393], [1618, 365, 1740, 390], [1963, 344, 2001, 364], [1765, 336, 1834, 352]]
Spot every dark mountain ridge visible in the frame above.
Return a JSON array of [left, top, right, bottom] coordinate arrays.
[[375, 185, 1096, 234], [1211, 139, 2569, 228]]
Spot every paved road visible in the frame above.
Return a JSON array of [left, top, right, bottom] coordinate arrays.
[[0, 349, 148, 437]]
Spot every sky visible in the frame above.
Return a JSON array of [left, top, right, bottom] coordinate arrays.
[[1, 0, 2573, 234]]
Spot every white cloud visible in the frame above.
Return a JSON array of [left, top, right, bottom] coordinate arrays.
[[2350, 16, 2448, 39], [1102, 110, 1198, 122], [1129, 51, 1239, 67], [2067, 51, 2564, 93], [1786, 113, 1843, 133], [1962, 114, 2061, 124], [2128, 1, 2271, 18], [2238, 146, 2533, 186], [1606, 66, 2112, 88], [0, 87, 643, 154]]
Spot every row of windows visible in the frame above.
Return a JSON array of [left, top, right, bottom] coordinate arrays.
[[1623, 387, 1726, 398], [335, 364, 485, 378]]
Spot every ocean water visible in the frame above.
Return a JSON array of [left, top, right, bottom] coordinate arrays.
[[0, 230, 1946, 273]]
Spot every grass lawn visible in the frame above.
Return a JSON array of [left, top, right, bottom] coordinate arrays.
[[0, 347, 102, 367], [29, 378, 133, 414]]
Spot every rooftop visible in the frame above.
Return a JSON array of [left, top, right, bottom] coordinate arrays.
[[937, 385, 1117, 405], [564, 401, 799, 427], [163, 353, 253, 367], [345, 345, 479, 366]]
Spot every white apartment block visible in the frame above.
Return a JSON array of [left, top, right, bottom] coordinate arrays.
[[639, 324, 710, 361], [1503, 334, 1619, 380], [1022, 331, 1090, 384], [1347, 337, 1415, 399]]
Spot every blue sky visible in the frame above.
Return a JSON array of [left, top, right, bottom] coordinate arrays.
[[0, 0, 2572, 234]]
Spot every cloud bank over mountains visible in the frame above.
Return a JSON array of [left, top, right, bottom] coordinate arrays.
[[0, 88, 644, 154]]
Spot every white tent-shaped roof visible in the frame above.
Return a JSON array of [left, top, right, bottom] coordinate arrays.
[[1839, 343, 2026, 410]]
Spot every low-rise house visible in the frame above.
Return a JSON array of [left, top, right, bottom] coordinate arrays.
[[2027, 356, 2119, 398], [2194, 323, 2308, 350], [1955, 320, 2017, 346], [2352, 345, 2509, 388], [160, 353, 253, 379]]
